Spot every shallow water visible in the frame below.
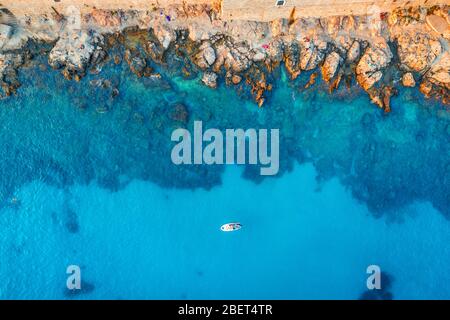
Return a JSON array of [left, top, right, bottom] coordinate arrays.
[[0, 53, 448, 299]]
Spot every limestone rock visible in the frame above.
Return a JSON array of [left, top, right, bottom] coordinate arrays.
[[356, 40, 393, 90], [126, 51, 146, 77], [146, 41, 165, 62], [203, 45, 216, 66], [213, 40, 251, 73], [321, 51, 342, 82], [153, 23, 176, 50], [299, 36, 327, 71], [245, 67, 272, 107], [193, 42, 216, 70], [333, 35, 353, 53], [396, 32, 441, 73], [270, 19, 288, 37], [48, 31, 105, 73], [0, 24, 12, 49], [231, 74, 242, 85], [0, 53, 23, 77], [323, 16, 342, 37], [0, 53, 24, 95], [266, 39, 284, 63], [188, 23, 219, 42], [402, 72, 416, 87], [346, 40, 360, 63], [202, 71, 218, 88], [419, 81, 433, 97], [252, 50, 266, 62], [91, 9, 121, 27], [19, 15, 60, 43], [284, 41, 301, 79], [341, 16, 356, 32], [226, 20, 269, 44], [426, 51, 450, 89]]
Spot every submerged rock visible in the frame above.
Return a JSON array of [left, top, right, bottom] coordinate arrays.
[[0, 53, 24, 96], [304, 72, 318, 89], [146, 40, 165, 62], [125, 50, 147, 77], [382, 86, 396, 113], [246, 66, 272, 107], [169, 103, 189, 123], [419, 80, 433, 97], [231, 74, 242, 85]]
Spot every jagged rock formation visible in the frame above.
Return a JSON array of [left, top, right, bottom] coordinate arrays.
[[321, 51, 342, 82], [0, 52, 23, 96], [402, 72, 416, 87], [48, 30, 106, 79], [202, 70, 218, 88], [193, 41, 216, 69], [356, 40, 393, 91], [0, 2, 448, 108]]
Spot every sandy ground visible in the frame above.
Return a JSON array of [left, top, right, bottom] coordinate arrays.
[[0, 0, 448, 21], [222, 0, 448, 20], [0, 0, 217, 16]]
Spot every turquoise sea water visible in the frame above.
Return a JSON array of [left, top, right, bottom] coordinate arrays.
[[0, 52, 449, 299]]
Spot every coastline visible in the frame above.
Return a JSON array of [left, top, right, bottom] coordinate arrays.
[[0, 1, 449, 109], [1, 1, 450, 301]]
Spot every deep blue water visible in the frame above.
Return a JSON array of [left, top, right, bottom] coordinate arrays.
[[0, 52, 449, 299]]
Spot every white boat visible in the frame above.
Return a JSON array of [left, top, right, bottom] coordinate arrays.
[[220, 222, 242, 232]]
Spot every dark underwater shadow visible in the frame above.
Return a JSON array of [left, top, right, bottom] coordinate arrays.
[[0, 44, 448, 223]]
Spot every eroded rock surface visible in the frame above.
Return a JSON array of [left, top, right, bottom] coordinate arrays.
[[202, 71, 218, 88], [356, 39, 393, 91], [48, 30, 106, 77], [402, 72, 416, 87], [321, 51, 342, 82], [0, 3, 447, 108]]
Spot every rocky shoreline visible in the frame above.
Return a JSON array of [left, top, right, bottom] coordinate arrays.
[[0, 3, 449, 110]]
